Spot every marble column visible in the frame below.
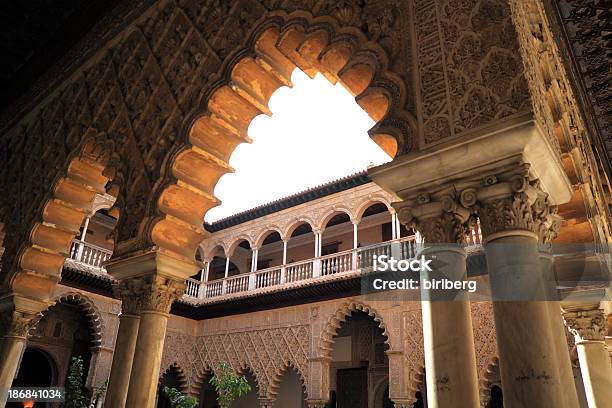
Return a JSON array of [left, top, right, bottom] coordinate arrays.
[[0, 315, 30, 408], [395, 195, 480, 408], [563, 305, 612, 408], [104, 280, 142, 408], [540, 247, 580, 408], [124, 275, 185, 407], [0, 296, 47, 408], [478, 175, 566, 407]]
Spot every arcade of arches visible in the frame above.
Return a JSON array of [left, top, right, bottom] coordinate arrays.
[[0, 1, 611, 408]]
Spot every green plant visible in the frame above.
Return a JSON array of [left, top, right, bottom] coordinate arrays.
[[209, 363, 251, 408], [64, 356, 88, 408], [163, 386, 198, 408], [89, 379, 108, 408]]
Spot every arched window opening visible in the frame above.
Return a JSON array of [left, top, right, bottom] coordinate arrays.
[[257, 231, 284, 270], [486, 385, 503, 408], [273, 367, 306, 408], [68, 207, 116, 269], [232, 369, 259, 408], [207, 256, 241, 281], [8, 348, 56, 407], [231, 239, 252, 275], [321, 212, 352, 256], [330, 311, 388, 408], [197, 371, 219, 408], [286, 222, 315, 264], [26, 300, 96, 391], [358, 203, 394, 247], [156, 366, 185, 408]]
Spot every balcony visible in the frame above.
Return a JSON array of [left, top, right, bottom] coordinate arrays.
[[64, 239, 112, 275], [184, 236, 423, 302]]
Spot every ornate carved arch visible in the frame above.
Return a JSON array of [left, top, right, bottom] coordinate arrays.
[[236, 364, 266, 399], [54, 291, 105, 348], [3, 132, 121, 307], [158, 363, 189, 393], [317, 300, 390, 360], [142, 10, 414, 266], [269, 360, 308, 400]]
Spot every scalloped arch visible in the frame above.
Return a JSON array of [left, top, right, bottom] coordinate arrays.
[[6, 132, 121, 305], [54, 291, 105, 348], [148, 10, 414, 271], [268, 361, 308, 400], [317, 300, 390, 360]]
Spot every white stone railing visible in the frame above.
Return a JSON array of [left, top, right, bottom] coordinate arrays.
[[186, 236, 421, 302], [64, 239, 113, 273]]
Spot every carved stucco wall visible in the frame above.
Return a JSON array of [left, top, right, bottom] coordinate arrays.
[[0, 0, 536, 292], [160, 296, 499, 403]]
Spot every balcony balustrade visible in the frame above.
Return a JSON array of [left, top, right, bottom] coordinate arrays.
[[64, 239, 113, 273], [185, 235, 427, 302]]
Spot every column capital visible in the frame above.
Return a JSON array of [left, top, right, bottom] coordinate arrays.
[[0, 294, 50, 339], [394, 194, 471, 244], [0, 310, 39, 339], [563, 307, 607, 343]]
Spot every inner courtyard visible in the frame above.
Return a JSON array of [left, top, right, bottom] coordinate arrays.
[[0, 1, 611, 408]]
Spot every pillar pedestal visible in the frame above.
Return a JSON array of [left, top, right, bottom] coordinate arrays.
[[563, 305, 612, 408]]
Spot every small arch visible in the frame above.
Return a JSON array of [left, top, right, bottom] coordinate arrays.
[[53, 291, 104, 348], [254, 226, 285, 248], [318, 207, 354, 232], [10, 347, 58, 389], [283, 217, 317, 239], [318, 300, 390, 360], [354, 197, 393, 222], [480, 357, 502, 407], [269, 361, 308, 400], [227, 235, 255, 256], [157, 364, 189, 408], [233, 365, 263, 406]]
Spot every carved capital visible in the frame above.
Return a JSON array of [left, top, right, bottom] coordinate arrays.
[[563, 308, 607, 343], [392, 402, 413, 408], [476, 171, 557, 242], [120, 274, 185, 314], [112, 279, 143, 315], [395, 195, 471, 244], [0, 310, 39, 339]]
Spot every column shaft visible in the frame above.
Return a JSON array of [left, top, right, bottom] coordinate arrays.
[[0, 336, 27, 407], [563, 306, 612, 408], [125, 311, 170, 407], [485, 235, 565, 407], [576, 342, 612, 407], [421, 247, 480, 408], [541, 253, 579, 408], [104, 314, 141, 408]]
